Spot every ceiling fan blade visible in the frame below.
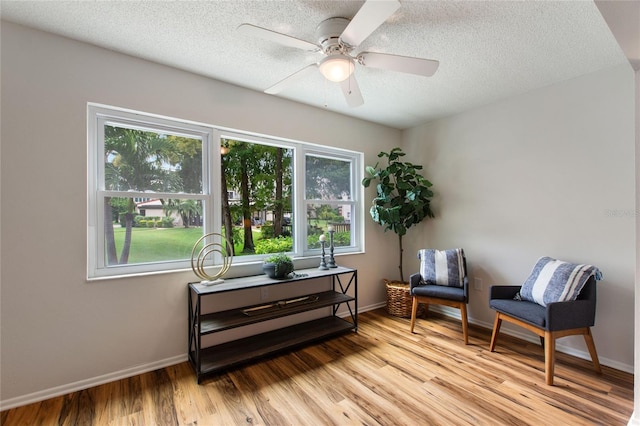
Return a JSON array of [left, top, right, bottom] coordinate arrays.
[[358, 52, 440, 76], [237, 24, 319, 51], [340, 0, 400, 47], [340, 75, 364, 108], [265, 64, 318, 94]]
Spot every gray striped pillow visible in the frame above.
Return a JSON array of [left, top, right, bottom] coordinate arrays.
[[418, 248, 465, 288], [519, 257, 602, 307]]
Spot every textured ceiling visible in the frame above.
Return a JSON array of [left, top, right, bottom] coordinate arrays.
[[0, 0, 628, 129]]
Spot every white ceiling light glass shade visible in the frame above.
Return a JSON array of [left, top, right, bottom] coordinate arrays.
[[319, 54, 355, 82]]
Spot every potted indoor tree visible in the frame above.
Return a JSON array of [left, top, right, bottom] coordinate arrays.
[[362, 147, 435, 317]]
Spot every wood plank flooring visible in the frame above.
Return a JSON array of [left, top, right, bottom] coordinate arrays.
[[1, 308, 633, 425]]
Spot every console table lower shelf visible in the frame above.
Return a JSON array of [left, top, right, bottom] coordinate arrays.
[[191, 316, 355, 380]]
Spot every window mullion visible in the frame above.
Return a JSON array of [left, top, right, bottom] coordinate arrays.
[[294, 146, 307, 255]]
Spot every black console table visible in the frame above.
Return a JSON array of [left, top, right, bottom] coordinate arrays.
[[188, 266, 357, 383]]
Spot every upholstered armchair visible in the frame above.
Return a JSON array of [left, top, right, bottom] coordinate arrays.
[[489, 257, 602, 385], [409, 248, 469, 344]]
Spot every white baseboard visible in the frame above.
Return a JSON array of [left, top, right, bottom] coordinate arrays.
[[0, 354, 187, 411], [338, 301, 386, 317]]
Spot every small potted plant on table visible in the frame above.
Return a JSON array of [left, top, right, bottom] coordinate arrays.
[[263, 253, 294, 279]]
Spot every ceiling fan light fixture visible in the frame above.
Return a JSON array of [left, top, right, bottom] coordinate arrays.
[[319, 54, 354, 82]]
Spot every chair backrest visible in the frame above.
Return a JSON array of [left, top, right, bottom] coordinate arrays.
[[576, 275, 597, 301], [545, 274, 597, 332], [462, 253, 468, 277]]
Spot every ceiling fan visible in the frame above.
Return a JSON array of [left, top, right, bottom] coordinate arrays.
[[237, 0, 439, 108]]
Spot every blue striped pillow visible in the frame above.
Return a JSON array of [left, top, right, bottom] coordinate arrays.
[[519, 257, 602, 307], [418, 248, 465, 288]]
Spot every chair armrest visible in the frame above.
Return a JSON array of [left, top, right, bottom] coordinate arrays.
[[409, 273, 422, 291], [546, 298, 596, 331], [489, 285, 521, 300]]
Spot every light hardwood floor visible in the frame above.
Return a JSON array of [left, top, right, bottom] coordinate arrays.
[[1, 309, 633, 425]]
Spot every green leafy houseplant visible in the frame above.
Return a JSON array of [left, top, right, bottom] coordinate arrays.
[[362, 148, 435, 283], [263, 253, 294, 279]]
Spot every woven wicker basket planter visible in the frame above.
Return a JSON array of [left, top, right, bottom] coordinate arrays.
[[385, 279, 425, 318]]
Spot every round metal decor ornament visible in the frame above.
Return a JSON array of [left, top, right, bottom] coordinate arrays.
[[190, 233, 233, 286]]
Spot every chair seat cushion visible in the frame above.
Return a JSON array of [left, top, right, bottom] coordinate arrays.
[[412, 284, 466, 302], [490, 299, 546, 328], [418, 248, 465, 288], [519, 257, 602, 307]]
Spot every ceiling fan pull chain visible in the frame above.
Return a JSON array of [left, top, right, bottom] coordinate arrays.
[[323, 78, 328, 108]]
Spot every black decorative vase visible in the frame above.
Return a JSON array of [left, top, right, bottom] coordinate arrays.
[[263, 262, 288, 279]]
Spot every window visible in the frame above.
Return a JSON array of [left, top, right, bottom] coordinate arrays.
[[305, 153, 357, 250], [218, 134, 294, 261], [88, 104, 362, 279], [88, 105, 212, 278]]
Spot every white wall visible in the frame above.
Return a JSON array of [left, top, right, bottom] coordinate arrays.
[[590, 4, 640, 424], [403, 63, 636, 371], [0, 21, 401, 407], [630, 68, 640, 426]]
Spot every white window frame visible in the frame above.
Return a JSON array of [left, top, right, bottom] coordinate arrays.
[[88, 103, 363, 280], [88, 104, 215, 279], [301, 149, 362, 255]]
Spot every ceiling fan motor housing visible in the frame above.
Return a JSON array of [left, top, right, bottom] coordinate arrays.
[[316, 17, 352, 54]]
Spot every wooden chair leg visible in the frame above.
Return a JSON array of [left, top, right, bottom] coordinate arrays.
[[489, 312, 502, 352], [584, 328, 602, 374], [545, 331, 556, 385], [460, 303, 469, 345], [410, 296, 418, 333]]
